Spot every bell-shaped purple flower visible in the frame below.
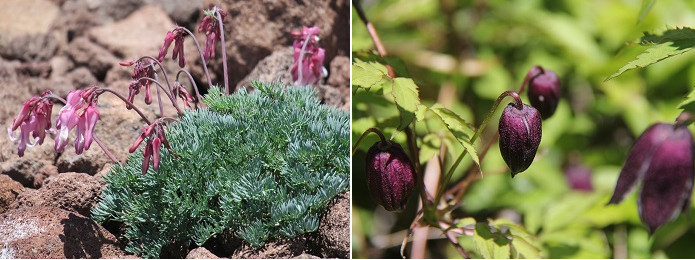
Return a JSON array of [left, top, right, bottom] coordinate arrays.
[[365, 141, 416, 211], [498, 103, 543, 176], [526, 66, 561, 119], [609, 123, 694, 233]]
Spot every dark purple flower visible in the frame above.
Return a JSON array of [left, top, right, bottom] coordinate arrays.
[[564, 164, 593, 191], [498, 103, 543, 176], [365, 141, 416, 211], [158, 27, 186, 68], [609, 123, 694, 233], [290, 26, 327, 86], [198, 7, 226, 61], [526, 66, 561, 119], [8, 90, 54, 156], [54, 87, 100, 155]]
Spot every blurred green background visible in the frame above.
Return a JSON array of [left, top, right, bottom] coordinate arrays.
[[351, 0, 695, 258]]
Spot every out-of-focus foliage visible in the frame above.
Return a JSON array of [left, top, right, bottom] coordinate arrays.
[[352, 0, 695, 258]]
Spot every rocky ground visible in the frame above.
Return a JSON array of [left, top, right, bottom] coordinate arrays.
[[0, 0, 350, 258]]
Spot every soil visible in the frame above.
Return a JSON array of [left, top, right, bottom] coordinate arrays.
[[0, 0, 349, 258]]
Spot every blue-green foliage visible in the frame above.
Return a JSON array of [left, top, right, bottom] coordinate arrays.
[[92, 82, 350, 258]]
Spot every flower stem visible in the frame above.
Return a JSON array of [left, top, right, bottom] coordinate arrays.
[[138, 77, 184, 116], [176, 69, 204, 103], [93, 135, 119, 164], [352, 0, 395, 78], [296, 33, 312, 86], [351, 127, 387, 155], [216, 8, 230, 95], [137, 56, 174, 94], [96, 87, 152, 125], [179, 27, 213, 87]]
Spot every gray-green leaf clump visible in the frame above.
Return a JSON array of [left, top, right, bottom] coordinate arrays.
[[92, 82, 350, 258]]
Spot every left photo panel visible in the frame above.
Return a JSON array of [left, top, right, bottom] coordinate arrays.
[[0, 0, 350, 259]]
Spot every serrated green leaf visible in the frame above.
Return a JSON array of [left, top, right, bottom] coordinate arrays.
[[455, 217, 477, 229], [391, 77, 421, 131], [352, 60, 389, 91], [607, 27, 695, 81], [474, 222, 511, 259], [428, 104, 481, 174], [679, 88, 695, 114], [637, 0, 656, 24], [510, 235, 541, 259]]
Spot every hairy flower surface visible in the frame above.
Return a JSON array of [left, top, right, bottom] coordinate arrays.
[[365, 141, 416, 211], [158, 27, 186, 67], [54, 87, 100, 155], [8, 90, 54, 156], [290, 26, 326, 86], [198, 7, 227, 61], [608, 123, 694, 233], [498, 103, 542, 176]]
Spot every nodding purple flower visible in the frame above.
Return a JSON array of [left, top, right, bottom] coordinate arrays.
[[564, 164, 593, 192], [526, 65, 561, 119], [498, 103, 543, 176], [158, 27, 186, 68], [8, 90, 54, 157], [365, 141, 416, 211], [198, 7, 227, 61], [54, 87, 100, 155], [290, 26, 327, 86], [129, 121, 172, 174], [609, 123, 694, 234], [172, 82, 194, 108], [120, 60, 156, 107]]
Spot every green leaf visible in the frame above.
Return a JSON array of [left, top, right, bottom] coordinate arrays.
[[473, 222, 511, 259], [679, 88, 695, 114], [637, 0, 656, 24], [391, 77, 421, 131], [606, 27, 695, 81], [428, 104, 481, 174], [491, 218, 542, 259], [352, 60, 389, 91], [510, 235, 541, 259]]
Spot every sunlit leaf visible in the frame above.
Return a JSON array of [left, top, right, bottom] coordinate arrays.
[[678, 88, 695, 114], [428, 104, 481, 174], [473, 222, 511, 259], [391, 77, 421, 131], [637, 0, 656, 24], [352, 60, 389, 92]]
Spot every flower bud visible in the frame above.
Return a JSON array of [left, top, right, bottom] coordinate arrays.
[[365, 141, 416, 211], [564, 164, 593, 191], [526, 66, 561, 119], [498, 103, 542, 176], [609, 123, 694, 233]]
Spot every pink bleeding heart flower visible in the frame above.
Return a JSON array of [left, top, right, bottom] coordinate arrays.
[[172, 82, 194, 108], [129, 121, 172, 174], [198, 7, 226, 61], [290, 26, 327, 86], [120, 60, 156, 107], [8, 90, 54, 156], [54, 87, 99, 155], [158, 27, 186, 68]]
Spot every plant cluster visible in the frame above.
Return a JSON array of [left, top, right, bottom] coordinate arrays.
[[6, 4, 345, 258], [352, 0, 695, 258], [93, 83, 349, 257]]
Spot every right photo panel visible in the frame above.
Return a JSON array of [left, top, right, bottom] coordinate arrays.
[[351, 0, 695, 258]]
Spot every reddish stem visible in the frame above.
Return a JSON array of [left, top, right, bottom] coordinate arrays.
[[176, 69, 204, 103], [216, 8, 230, 95], [179, 27, 213, 87], [96, 88, 152, 125]]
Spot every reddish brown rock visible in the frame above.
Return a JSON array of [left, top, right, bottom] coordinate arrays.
[[0, 206, 127, 258], [10, 172, 102, 216], [232, 237, 308, 259], [0, 158, 56, 188], [0, 174, 25, 214], [186, 247, 219, 259], [235, 46, 294, 92], [310, 191, 349, 258]]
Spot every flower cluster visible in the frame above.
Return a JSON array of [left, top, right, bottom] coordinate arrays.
[[55, 87, 100, 155], [8, 90, 54, 156], [129, 121, 172, 174], [158, 27, 187, 68], [609, 123, 694, 233], [172, 82, 194, 108], [198, 7, 227, 61], [120, 60, 156, 108], [290, 26, 326, 86]]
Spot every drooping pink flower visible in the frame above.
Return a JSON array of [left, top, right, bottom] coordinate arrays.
[[172, 82, 194, 108], [290, 26, 327, 86], [158, 27, 186, 68], [120, 60, 156, 108], [8, 90, 54, 157], [198, 7, 227, 61], [54, 87, 100, 155], [129, 121, 172, 174]]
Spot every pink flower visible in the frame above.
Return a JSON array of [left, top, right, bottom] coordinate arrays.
[[121, 60, 156, 108], [290, 26, 327, 86], [198, 7, 227, 61], [158, 27, 186, 68], [54, 87, 100, 155], [8, 91, 54, 157], [129, 121, 172, 174], [172, 82, 194, 108]]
